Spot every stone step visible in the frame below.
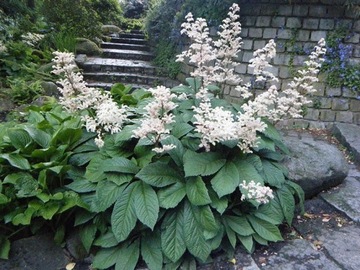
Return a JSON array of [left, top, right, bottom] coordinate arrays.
[[332, 123, 360, 165], [102, 48, 154, 61], [83, 72, 165, 86], [101, 42, 150, 52], [118, 32, 145, 39], [79, 57, 157, 75], [86, 82, 151, 91], [110, 37, 146, 45]]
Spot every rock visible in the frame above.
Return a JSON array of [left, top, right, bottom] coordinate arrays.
[[40, 81, 59, 97], [101, 25, 121, 35], [332, 123, 360, 164], [281, 131, 349, 198], [65, 229, 88, 261], [0, 233, 69, 270], [123, 0, 148, 18], [75, 38, 102, 56], [75, 54, 88, 66]]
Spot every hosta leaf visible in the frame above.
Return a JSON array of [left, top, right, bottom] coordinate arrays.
[[238, 235, 254, 253], [111, 182, 137, 242], [0, 153, 31, 170], [161, 210, 186, 262], [141, 233, 163, 270], [52, 128, 82, 146], [247, 215, 283, 242], [79, 224, 97, 253], [0, 238, 10, 259], [136, 161, 182, 187], [4, 172, 39, 198], [133, 181, 159, 229], [93, 230, 119, 248], [0, 194, 9, 204], [95, 181, 126, 212], [223, 215, 254, 236], [158, 182, 186, 209], [115, 239, 140, 270], [184, 150, 226, 177], [92, 246, 121, 269], [183, 200, 211, 262], [262, 160, 285, 188], [12, 207, 36, 225], [277, 185, 295, 225], [8, 128, 32, 149], [234, 158, 264, 184], [38, 201, 60, 220], [186, 176, 211, 206], [211, 161, 240, 197], [102, 157, 140, 174]]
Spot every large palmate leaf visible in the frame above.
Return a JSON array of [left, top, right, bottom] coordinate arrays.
[[186, 176, 211, 206], [141, 233, 163, 270], [111, 182, 137, 242], [183, 200, 211, 262], [161, 210, 186, 262], [136, 161, 182, 187], [133, 181, 159, 229], [183, 150, 226, 177], [158, 182, 186, 209], [211, 161, 240, 197], [94, 181, 126, 212], [247, 215, 283, 242]]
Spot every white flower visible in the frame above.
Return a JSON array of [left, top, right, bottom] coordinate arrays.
[[21, 32, 44, 47], [152, 144, 177, 153], [0, 41, 7, 53], [239, 180, 274, 204]]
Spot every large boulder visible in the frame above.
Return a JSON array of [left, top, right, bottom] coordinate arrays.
[[281, 130, 349, 198], [75, 38, 102, 56], [101, 24, 121, 35]]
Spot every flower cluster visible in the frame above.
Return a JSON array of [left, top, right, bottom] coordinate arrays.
[[0, 41, 7, 53], [239, 180, 274, 204], [52, 51, 128, 147], [132, 86, 178, 153], [21, 32, 44, 47]]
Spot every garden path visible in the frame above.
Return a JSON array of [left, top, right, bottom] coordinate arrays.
[[77, 30, 179, 90]]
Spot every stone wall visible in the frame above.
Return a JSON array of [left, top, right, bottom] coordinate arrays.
[[177, 0, 360, 128]]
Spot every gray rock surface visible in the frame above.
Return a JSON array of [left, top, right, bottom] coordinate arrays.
[[101, 25, 121, 35], [281, 131, 349, 198], [0, 234, 69, 270], [76, 38, 102, 56], [321, 165, 360, 222], [332, 123, 360, 164]]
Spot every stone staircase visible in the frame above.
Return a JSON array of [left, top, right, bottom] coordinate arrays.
[[78, 30, 178, 90]]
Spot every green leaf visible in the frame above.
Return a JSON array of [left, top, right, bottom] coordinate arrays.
[[12, 207, 36, 225], [4, 172, 39, 198], [186, 176, 211, 206], [0, 194, 9, 204], [95, 181, 126, 212], [92, 246, 120, 269], [247, 215, 283, 242], [223, 220, 236, 249], [24, 126, 51, 148], [102, 157, 140, 174], [209, 189, 228, 214], [79, 224, 97, 253], [0, 153, 31, 170], [262, 160, 285, 188], [277, 185, 295, 225], [161, 210, 186, 262], [66, 180, 97, 193], [171, 123, 194, 138], [223, 215, 254, 236], [133, 181, 159, 229], [84, 155, 107, 182], [286, 181, 305, 213], [161, 135, 185, 166], [234, 158, 264, 184], [158, 182, 186, 209], [184, 150, 226, 177], [136, 161, 182, 187], [38, 201, 60, 220], [238, 235, 254, 253], [254, 136, 276, 151], [0, 238, 10, 259], [183, 200, 211, 262], [94, 230, 119, 248], [253, 233, 268, 246], [8, 128, 32, 149], [114, 240, 140, 270], [195, 205, 219, 233], [211, 161, 240, 197], [111, 182, 137, 242], [141, 233, 163, 270], [186, 77, 202, 91], [255, 197, 285, 225]]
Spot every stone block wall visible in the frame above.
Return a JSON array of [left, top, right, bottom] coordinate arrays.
[[177, 0, 360, 128]]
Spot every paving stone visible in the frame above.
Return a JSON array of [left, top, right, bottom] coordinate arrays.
[[254, 239, 341, 270], [332, 123, 360, 164]]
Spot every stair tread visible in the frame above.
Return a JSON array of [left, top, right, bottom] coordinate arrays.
[[82, 57, 155, 68], [83, 71, 167, 80], [102, 48, 153, 56], [102, 42, 148, 47], [86, 82, 151, 89]]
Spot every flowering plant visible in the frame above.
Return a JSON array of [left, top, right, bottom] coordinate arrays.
[[51, 3, 326, 269]]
